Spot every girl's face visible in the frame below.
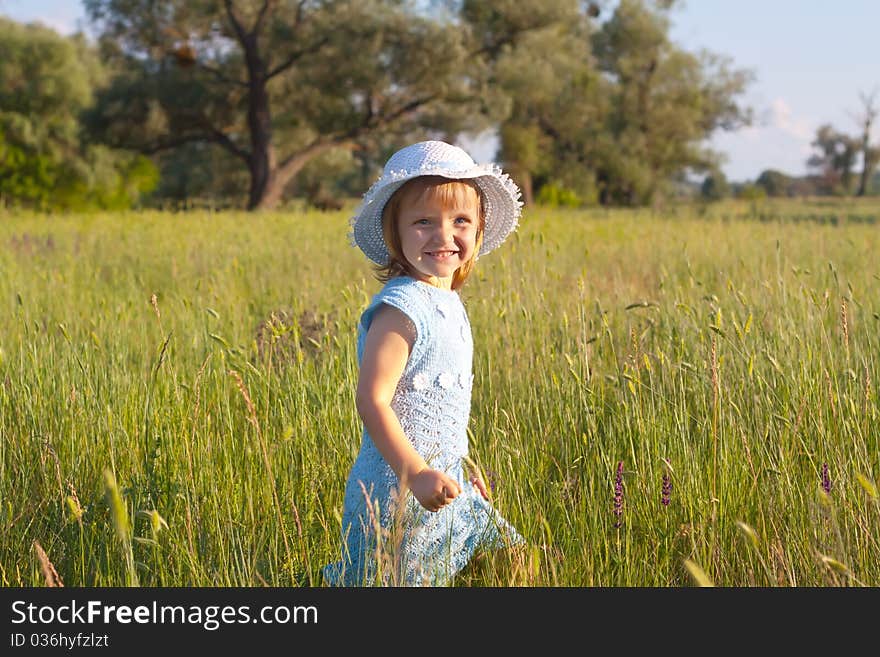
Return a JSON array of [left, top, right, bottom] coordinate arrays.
[[395, 184, 480, 288]]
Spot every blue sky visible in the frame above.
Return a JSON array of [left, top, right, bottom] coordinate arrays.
[[3, 0, 878, 182]]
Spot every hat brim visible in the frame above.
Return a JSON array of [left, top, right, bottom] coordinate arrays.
[[351, 166, 522, 266]]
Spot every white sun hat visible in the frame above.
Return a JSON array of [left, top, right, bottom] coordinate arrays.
[[350, 140, 523, 265]]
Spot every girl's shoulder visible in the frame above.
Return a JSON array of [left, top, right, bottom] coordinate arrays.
[[360, 276, 457, 335], [374, 275, 426, 306], [360, 276, 429, 334], [375, 275, 457, 308]]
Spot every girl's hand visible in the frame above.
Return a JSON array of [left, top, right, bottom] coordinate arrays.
[[409, 468, 460, 512], [470, 475, 490, 501]]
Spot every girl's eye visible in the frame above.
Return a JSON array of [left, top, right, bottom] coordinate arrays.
[[415, 219, 430, 225], [455, 216, 472, 224]]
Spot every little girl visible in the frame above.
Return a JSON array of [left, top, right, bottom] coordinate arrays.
[[323, 140, 524, 586]]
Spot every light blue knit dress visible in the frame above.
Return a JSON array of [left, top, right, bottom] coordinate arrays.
[[323, 276, 524, 586]]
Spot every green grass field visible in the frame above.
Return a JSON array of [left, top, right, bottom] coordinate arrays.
[[1, 198, 878, 586]]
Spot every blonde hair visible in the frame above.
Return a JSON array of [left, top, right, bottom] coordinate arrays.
[[376, 176, 485, 291]]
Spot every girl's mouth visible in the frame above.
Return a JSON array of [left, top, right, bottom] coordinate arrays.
[[425, 250, 459, 258]]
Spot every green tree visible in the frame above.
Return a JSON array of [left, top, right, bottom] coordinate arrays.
[[700, 170, 729, 201], [755, 169, 794, 197], [83, 0, 562, 210], [735, 182, 766, 201], [0, 18, 156, 210], [150, 142, 248, 207], [492, 7, 606, 205], [590, 0, 752, 205], [807, 124, 859, 195], [492, 0, 751, 207], [854, 90, 879, 197]]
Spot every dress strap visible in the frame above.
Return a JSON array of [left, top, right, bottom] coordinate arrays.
[[359, 277, 432, 367]]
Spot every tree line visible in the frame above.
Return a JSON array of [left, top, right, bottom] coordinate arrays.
[[3, 1, 868, 213], [701, 90, 880, 201], [798, 91, 878, 197]]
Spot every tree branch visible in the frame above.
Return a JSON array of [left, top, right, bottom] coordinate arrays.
[[275, 136, 351, 181], [204, 124, 251, 164], [135, 133, 216, 155], [271, 94, 435, 187], [252, 0, 274, 38], [198, 62, 249, 88], [366, 95, 436, 132], [132, 120, 251, 164], [266, 35, 331, 79], [223, 0, 248, 44]]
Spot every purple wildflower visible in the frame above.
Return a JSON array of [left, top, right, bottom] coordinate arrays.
[[661, 472, 672, 507], [821, 462, 831, 494], [485, 469, 498, 493], [613, 461, 624, 528]]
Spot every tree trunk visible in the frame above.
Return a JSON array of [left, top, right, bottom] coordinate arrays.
[[857, 134, 871, 197], [246, 75, 276, 210], [251, 139, 353, 211], [857, 165, 869, 196], [856, 92, 877, 197], [251, 172, 283, 210]]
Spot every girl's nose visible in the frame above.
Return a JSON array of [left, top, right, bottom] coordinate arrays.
[[438, 221, 454, 243]]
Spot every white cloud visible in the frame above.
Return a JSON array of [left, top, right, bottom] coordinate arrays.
[[708, 97, 821, 181], [769, 98, 814, 141]]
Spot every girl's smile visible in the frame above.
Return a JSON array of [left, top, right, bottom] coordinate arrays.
[[424, 249, 459, 259], [396, 192, 479, 288]]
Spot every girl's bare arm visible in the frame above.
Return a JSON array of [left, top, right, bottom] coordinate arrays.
[[355, 304, 460, 511]]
